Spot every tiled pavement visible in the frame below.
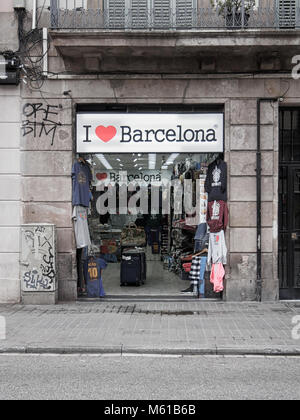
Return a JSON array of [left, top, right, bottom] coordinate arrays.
[[0, 301, 300, 355]]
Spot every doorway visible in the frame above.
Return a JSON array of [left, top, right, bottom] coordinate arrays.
[[279, 108, 300, 299], [74, 103, 226, 299], [84, 152, 221, 298]]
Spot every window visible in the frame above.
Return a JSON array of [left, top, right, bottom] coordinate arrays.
[[104, 0, 197, 29], [278, 0, 297, 27]]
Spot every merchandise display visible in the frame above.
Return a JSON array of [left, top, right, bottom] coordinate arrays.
[[205, 154, 228, 295], [72, 152, 228, 299]]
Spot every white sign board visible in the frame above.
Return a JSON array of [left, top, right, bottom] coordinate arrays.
[[76, 113, 224, 154]]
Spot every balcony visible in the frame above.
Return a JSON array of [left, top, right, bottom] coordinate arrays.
[[50, 0, 300, 30], [48, 1, 300, 74]]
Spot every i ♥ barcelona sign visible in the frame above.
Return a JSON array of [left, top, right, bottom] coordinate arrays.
[[76, 112, 224, 154]]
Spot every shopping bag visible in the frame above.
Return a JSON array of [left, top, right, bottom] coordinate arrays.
[[121, 223, 146, 246]]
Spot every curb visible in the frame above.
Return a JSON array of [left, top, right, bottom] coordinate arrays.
[[0, 346, 300, 356]]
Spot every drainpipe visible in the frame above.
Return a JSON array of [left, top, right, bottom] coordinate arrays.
[[256, 98, 278, 302], [42, 27, 48, 77], [32, 0, 37, 30]]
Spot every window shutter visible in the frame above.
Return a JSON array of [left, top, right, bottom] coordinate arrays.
[[278, 0, 296, 27], [176, 0, 194, 28], [106, 0, 196, 29], [131, 0, 149, 28], [153, 0, 172, 28], [106, 0, 126, 28]]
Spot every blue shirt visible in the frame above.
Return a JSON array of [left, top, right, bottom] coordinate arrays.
[[84, 257, 107, 298], [72, 161, 92, 207]]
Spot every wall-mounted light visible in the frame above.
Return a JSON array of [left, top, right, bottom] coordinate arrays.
[[0, 53, 20, 85]]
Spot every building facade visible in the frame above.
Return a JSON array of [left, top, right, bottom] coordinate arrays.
[[0, 0, 300, 303]]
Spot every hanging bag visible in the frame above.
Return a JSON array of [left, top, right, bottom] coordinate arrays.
[[121, 223, 146, 246]]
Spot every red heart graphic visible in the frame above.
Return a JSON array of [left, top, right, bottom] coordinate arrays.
[[96, 172, 108, 181], [95, 125, 117, 143]]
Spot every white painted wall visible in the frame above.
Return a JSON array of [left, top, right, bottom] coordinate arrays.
[[0, 1, 13, 13], [0, 87, 21, 303]]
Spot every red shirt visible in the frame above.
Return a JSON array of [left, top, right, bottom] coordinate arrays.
[[207, 200, 229, 233]]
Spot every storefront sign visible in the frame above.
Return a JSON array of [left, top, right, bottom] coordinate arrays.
[[76, 113, 224, 153], [94, 169, 171, 185]]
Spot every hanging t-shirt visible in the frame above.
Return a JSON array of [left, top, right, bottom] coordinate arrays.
[[205, 160, 227, 202], [72, 161, 92, 207], [72, 206, 91, 249], [210, 263, 225, 293], [84, 257, 107, 298], [199, 175, 208, 224], [207, 230, 227, 268], [207, 200, 229, 233]]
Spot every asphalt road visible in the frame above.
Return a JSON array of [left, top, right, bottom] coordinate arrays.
[[0, 354, 299, 401]]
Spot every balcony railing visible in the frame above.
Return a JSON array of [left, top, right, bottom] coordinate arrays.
[[50, 0, 300, 30]]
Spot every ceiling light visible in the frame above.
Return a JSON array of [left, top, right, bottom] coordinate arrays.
[[96, 154, 112, 170], [148, 153, 156, 170], [164, 153, 180, 167]]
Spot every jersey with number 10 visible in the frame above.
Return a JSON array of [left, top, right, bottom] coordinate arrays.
[[84, 257, 107, 297]]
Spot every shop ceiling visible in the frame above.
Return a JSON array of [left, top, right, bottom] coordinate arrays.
[[90, 153, 203, 171]]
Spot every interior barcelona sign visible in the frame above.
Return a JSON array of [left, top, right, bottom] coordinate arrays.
[[76, 112, 224, 154]]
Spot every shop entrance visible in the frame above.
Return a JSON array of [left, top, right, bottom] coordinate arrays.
[[279, 108, 300, 299], [77, 152, 223, 298], [74, 104, 226, 300]]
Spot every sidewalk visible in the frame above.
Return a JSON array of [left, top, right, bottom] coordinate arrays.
[[0, 300, 300, 356]]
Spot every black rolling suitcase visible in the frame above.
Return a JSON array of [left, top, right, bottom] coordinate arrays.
[[140, 252, 146, 282], [120, 253, 142, 286]]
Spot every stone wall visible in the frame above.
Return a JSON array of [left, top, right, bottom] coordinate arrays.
[[227, 99, 278, 301], [20, 93, 76, 301]]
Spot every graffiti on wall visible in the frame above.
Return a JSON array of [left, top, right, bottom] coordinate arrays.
[[21, 102, 62, 146], [21, 225, 56, 292]]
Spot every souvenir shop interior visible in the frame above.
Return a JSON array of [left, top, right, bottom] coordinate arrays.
[[72, 152, 228, 299]]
